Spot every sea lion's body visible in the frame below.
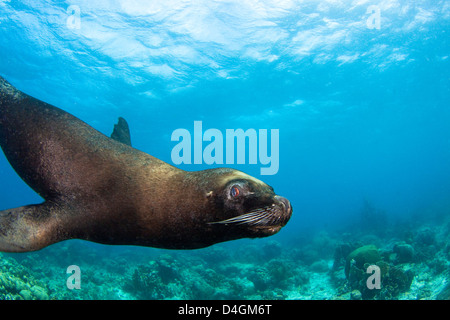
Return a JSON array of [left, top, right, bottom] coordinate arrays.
[[0, 76, 292, 252]]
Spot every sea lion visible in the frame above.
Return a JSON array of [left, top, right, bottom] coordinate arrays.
[[0, 76, 292, 252]]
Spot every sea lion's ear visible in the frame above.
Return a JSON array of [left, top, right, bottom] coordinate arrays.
[[205, 191, 213, 198]]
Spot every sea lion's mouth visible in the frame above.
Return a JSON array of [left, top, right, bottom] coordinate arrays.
[[209, 196, 292, 228]]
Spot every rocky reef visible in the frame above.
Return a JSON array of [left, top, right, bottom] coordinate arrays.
[[341, 244, 414, 300], [0, 255, 49, 300], [0, 205, 449, 300]]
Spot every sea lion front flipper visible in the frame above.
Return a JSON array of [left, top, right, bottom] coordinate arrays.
[[0, 202, 68, 252], [111, 117, 132, 146]]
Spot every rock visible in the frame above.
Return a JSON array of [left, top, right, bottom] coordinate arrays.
[[414, 228, 436, 246], [30, 286, 49, 300], [19, 289, 32, 300], [267, 259, 294, 285], [436, 283, 450, 300], [350, 289, 362, 300], [131, 264, 165, 299], [345, 245, 381, 278], [393, 243, 415, 263], [262, 241, 282, 260], [156, 255, 179, 284], [332, 243, 354, 270], [310, 260, 329, 273], [240, 277, 256, 296], [387, 266, 414, 293], [248, 267, 271, 291]]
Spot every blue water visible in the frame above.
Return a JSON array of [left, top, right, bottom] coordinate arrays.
[[0, 0, 449, 300]]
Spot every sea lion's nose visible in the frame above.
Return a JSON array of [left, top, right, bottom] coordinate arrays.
[[274, 195, 292, 221]]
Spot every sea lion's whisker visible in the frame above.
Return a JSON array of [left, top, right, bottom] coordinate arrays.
[[209, 213, 261, 224], [247, 212, 273, 225], [209, 207, 276, 225]]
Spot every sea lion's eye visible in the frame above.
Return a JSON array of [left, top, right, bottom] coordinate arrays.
[[230, 186, 240, 198]]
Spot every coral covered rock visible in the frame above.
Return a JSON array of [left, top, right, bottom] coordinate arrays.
[[345, 245, 381, 278], [310, 260, 330, 273], [0, 256, 50, 300], [414, 228, 436, 246], [436, 283, 450, 300], [393, 243, 415, 263], [350, 289, 362, 300]]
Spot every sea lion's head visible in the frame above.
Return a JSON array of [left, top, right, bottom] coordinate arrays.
[[199, 168, 292, 239]]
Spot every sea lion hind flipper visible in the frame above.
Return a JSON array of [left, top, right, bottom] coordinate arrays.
[[0, 202, 66, 252], [110, 117, 132, 146]]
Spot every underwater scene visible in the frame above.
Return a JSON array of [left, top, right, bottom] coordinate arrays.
[[0, 0, 449, 303]]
